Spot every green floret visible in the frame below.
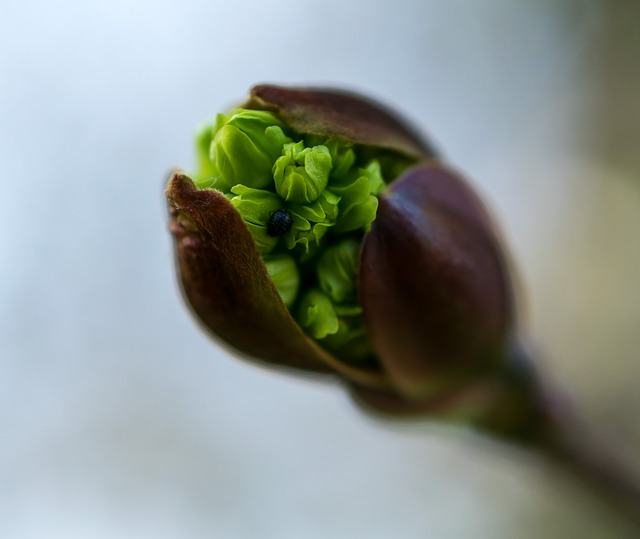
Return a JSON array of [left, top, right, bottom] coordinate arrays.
[[264, 254, 300, 308], [285, 190, 340, 253], [320, 316, 372, 364], [331, 160, 385, 233], [313, 239, 374, 363], [193, 121, 217, 187], [273, 141, 332, 204], [298, 289, 339, 339], [194, 110, 290, 191], [190, 107, 411, 365], [317, 239, 360, 303], [228, 185, 283, 254]]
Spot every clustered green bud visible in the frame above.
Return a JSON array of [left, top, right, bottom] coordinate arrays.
[[273, 141, 332, 204], [192, 108, 399, 364], [264, 254, 300, 308], [317, 239, 359, 303], [301, 239, 372, 363], [228, 185, 282, 254], [194, 110, 290, 191]]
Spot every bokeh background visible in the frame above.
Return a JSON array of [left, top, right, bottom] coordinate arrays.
[[1, 1, 639, 537]]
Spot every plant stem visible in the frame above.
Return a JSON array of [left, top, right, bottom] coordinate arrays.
[[481, 344, 640, 527], [535, 384, 640, 528]]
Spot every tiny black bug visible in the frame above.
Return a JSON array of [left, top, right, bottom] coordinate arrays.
[[266, 209, 293, 237]]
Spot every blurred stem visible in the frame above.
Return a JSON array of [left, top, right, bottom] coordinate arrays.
[[485, 346, 640, 527], [536, 387, 640, 528]]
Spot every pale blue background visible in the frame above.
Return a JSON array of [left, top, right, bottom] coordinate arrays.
[[1, 1, 639, 537]]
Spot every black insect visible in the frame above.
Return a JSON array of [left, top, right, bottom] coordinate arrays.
[[266, 209, 293, 237]]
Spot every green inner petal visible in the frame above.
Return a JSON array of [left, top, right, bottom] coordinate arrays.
[[317, 239, 360, 303], [229, 185, 283, 254], [298, 289, 339, 339], [208, 110, 291, 191], [264, 254, 300, 307], [273, 141, 332, 204], [190, 108, 414, 365], [320, 318, 372, 364], [230, 185, 283, 225], [243, 222, 278, 254], [331, 160, 385, 233], [193, 122, 216, 188]]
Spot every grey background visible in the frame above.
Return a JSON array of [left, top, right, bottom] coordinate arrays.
[[1, 1, 639, 537]]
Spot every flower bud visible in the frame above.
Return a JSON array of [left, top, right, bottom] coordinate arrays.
[[298, 289, 340, 339], [317, 239, 360, 303], [331, 160, 385, 233], [273, 141, 332, 204], [228, 185, 283, 254], [167, 84, 522, 424], [264, 254, 300, 308], [207, 109, 291, 191]]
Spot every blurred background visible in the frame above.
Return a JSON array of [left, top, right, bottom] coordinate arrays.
[[1, 0, 639, 537]]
